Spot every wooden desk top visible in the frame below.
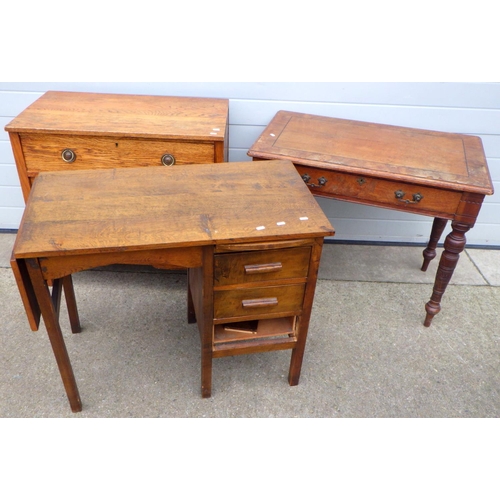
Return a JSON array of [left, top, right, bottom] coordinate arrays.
[[5, 91, 229, 142], [248, 111, 493, 195], [14, 160, 334, 259]]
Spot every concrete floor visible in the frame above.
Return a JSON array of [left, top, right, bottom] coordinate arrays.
[[1, 232, 499, 417]]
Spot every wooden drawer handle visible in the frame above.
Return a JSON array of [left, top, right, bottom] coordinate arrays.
[[244, 262, 282, 274], [242, 297, 278, 308]]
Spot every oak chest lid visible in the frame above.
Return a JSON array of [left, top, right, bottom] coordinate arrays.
[[248, 111, 493, 195], [5, 91, 229, 141]]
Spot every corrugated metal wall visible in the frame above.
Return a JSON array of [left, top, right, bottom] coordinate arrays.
[[1, 82, 498, 245]]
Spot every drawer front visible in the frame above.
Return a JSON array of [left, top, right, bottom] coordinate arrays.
[[296, 166, 463, 216], [21, 133, 215, 173], [214, 247, 311, 287], [213, 284, 306, 320]]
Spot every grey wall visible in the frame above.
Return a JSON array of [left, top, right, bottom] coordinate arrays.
[[1, 82, 498, 245]]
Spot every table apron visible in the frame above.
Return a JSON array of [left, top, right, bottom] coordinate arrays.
[[296, 165, 467, 219], [37, 246, 204, 280]]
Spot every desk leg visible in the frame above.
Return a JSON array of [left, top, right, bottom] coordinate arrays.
[[26, 259, 82, 412], [289, 239, 323, 385], [421, 217, 448, 272], [424, 222, 470, 327], [63, 275, 81, 333], [186, 269, 196, 324], [200, 248, 214, 398], [289, 316, 310, 386]]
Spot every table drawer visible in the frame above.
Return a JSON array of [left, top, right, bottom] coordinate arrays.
[[296, 166, 463, 216], [213, 284, 306, 320], [21, 133, 215, 174], [214, 247, 311, 287]]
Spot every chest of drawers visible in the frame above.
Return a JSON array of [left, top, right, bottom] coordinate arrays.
[[6, 91, 229, 201]]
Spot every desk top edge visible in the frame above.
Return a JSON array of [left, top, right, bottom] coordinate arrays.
[[13, 160, 335, 259], [13, 231, 335, 260]]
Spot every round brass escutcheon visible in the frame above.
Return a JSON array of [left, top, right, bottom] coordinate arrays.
[[61, 149, 76, 163], [161, 153, 176, 166]]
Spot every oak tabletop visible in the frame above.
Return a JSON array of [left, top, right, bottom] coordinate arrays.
[[248, 111, 494, 195], [14, 160, 335, 258], [5, 91, 229, 142]]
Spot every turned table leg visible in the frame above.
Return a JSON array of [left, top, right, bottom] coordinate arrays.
[[26, 259, 82, 412], [424, 222, 470, 327], [421, 217, 448, 272]]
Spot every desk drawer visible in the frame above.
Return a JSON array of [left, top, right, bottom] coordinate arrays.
[[21, 133, 215, 174], [213, 284, 305, 320], [296, 166, 463, 216], [214, 247, 311, 287]]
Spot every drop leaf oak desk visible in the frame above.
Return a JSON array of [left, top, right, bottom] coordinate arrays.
[[248, 111, 494, 326], [11, 160, 335, 412]]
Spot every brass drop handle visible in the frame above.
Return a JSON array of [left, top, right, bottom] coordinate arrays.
[[242, 297, 278, 308], [61, 149, 76, 163], [244, 262, 283, 274], [301, 173, 327, 188], [161, 153, 176, 166], [395, 190, 424, 204]]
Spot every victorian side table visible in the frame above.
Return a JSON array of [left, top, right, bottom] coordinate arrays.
[[248, 111, 494, 326]]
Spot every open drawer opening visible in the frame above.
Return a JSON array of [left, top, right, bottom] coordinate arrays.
[[214, 316, 296, 345]]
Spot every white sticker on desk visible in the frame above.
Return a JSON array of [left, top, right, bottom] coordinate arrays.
[[299, 217, 309, 220], [277, 221, 286, 226], [256, 226, 266, 230]]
